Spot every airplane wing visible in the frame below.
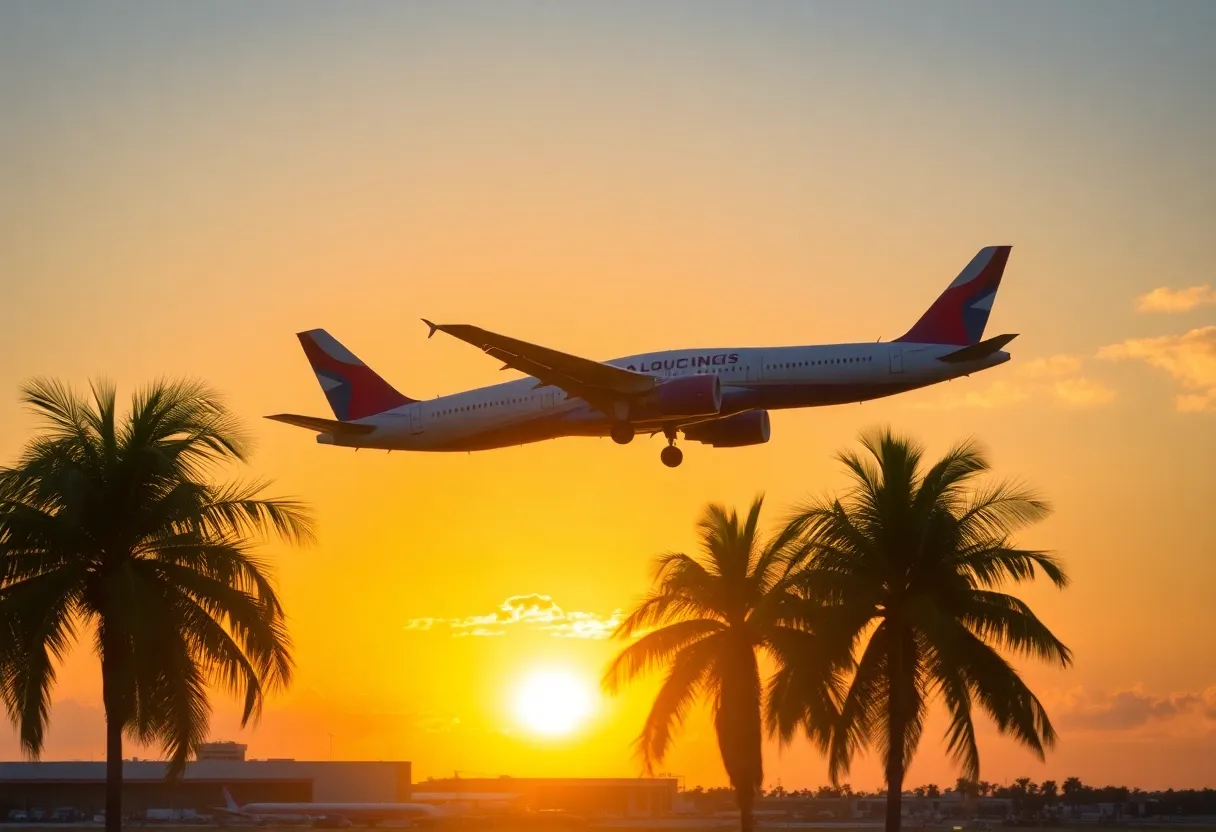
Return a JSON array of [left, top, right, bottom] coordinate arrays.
[[422, 321, 656, 404]]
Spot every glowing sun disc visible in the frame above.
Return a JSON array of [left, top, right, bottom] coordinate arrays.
[[513, 668, 596, 736]]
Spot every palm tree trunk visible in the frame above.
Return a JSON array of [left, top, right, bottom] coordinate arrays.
[[737, 786, 755, 832], [101, 650, 123, 832], [104, 704, 122, 832], [884, 751, 904, 832], [885, 634, 907, 832]]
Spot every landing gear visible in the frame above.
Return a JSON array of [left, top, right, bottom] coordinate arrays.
[[610, 422, 635, 445], [660, 426, 683, 468], [660, 445, 684, 468]]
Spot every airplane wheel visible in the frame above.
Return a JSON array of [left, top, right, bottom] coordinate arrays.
[[660, 445, 683, 468], [611, 422, 635, 445]]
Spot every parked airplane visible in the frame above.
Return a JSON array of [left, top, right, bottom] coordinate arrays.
[[269, 246, 1017, 467], [217, 787, 443, 825]]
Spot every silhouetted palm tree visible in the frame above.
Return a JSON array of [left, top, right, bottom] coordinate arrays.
[[955, 778, 980, 819], [0, 379, 313, 832], [1062, 777, 1084, 816], [785, 428, 1072, 832], [603, 497, 845, 832]]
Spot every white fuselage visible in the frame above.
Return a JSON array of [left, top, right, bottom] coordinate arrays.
[[316, 340, 1008, 452]]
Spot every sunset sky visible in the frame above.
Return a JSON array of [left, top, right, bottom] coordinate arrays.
[[2, 0, 1214, 791]]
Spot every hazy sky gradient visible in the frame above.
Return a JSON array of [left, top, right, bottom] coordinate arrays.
[[2, 0, 1214, 789]]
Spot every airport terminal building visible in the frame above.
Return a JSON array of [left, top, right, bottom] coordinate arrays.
[[0, 746, 411, 819], [0, 744, 678, 821]]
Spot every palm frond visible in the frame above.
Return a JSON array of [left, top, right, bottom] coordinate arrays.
[[602, 619, 724, 694], [951, 624, 1058, 759], [827, 622, 890, 784], [763, 625, 846, 749], [955, 590, 1072, 666], [954, 544, 1069, 590], [0, 566, 87, 757], [195, 480, 316, 547], [611, 589, 722, 639], [923, 638, 981, 781], [912, 436, 988, 518], [637, 633, 722, 770], [142, 559, 292, 689], [19, 379, 93, 444], [956, 481, 1053, 543]]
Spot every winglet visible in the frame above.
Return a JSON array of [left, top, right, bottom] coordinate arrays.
[[422, 319, 438, 339]]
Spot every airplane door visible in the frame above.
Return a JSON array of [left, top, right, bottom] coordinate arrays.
[[407, 403, 423, 434], [748, 355, 764, 382], [889, 346, 904, 374], [542, 390, 555, 409]]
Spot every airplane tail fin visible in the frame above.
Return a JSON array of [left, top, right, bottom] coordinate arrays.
[[296, 329, 415, 421], [223, 787, 239, 814], [896, 246, 1011, 346]]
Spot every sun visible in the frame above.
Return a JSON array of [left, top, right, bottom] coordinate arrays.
[[512, 667, 597, 737]]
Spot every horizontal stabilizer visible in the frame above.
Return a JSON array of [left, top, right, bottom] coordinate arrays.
[[937, 333, 1018, 363], [265, 413, 377, 435]]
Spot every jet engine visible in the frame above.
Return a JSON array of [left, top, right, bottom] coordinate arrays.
[[683, 410, 771, 447]]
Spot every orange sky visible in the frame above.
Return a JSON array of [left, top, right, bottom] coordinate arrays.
[[1, 1, 1214, 791]]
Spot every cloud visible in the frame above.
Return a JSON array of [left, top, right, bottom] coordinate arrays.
[[1136, 285, 1216, 313], [911, 354, 1114, 410], [1017, 355, 1085, 378], [543, 610, 625, 639], [1052, 377, 1117, 407], [1056, 685, 1216, 731], [1098, 326, 1216, 412], [406, 594, 622, 639]]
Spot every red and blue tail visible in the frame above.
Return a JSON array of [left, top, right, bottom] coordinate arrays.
[[296, 329, 414, 421], [897, 246, 1011, 346]]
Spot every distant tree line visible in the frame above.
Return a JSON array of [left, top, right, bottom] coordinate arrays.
[[682, 780, 1216, 817]]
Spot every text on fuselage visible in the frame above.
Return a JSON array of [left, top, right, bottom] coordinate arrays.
[[626, 353, 740, 373]]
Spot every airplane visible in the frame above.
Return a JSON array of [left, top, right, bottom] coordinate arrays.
[[217, 787, 444, 825], [268, 245, 1017, 468]]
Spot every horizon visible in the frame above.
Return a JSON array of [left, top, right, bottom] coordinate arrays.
[[1, 0, 1214, 794]]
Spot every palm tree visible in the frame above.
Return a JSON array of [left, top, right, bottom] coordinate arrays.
[[0, 379, 313, 832], [784, 428, 1072, 832], [603, 497, 845, 832], [1012, 778, 1035, 818], [1062, 777, 1083, 817], [955, 778, 979, 819]]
